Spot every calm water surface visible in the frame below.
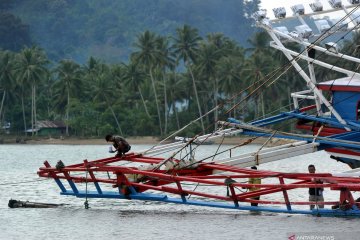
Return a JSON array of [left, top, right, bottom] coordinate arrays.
[[0, 144, 359, 240]]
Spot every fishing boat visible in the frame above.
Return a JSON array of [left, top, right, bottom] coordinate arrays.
[[38, 1, 360, 217]]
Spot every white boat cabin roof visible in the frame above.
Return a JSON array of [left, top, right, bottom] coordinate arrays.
[[317, 77, 360, 92]]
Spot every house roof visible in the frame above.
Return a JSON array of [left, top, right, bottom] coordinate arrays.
[[37, 120, 66, 128], [25, 121, 66, 132], [317, 76, 360, 92]]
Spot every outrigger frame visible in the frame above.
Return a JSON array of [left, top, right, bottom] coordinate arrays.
[[38, 152, 360, 217]]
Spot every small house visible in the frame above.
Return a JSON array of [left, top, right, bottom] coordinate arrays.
[[26, 121, 66, 136]]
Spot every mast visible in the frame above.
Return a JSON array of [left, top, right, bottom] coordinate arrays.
[[253, 1, 360, 131]]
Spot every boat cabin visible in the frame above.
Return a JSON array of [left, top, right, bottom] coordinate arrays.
[[317, 76, 360, 121]]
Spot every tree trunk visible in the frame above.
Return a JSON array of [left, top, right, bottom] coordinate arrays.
[[163, 73, 168, 135], [31, 85, 34, 136], [149, 69, 163, 136], [0, 90, 5, 122], [21, 94, 27, 136], [172, 99, 180, 130], [241, 94, 245, 122], [66, 88, 69, 136], [204, 95, 210, 124], [233, 97, 236, 118], [261, 92, 265, 118], [34, 85, 37, 136], [187, 62, 205, 133], [106, 98, 123, 135], [137, 86, 151, 118], [214, 78, 218, 131]]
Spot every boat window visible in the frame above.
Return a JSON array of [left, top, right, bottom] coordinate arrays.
[[357, 101, 360, 120]]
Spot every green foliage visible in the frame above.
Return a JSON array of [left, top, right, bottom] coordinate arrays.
[[0, 12, 31, 51], [7, 0, 258, 63]]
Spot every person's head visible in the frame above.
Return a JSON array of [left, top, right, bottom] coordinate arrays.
[[308, 164, 316, 173], [251, 166, 257, 170], [105, 134, 113, 142]]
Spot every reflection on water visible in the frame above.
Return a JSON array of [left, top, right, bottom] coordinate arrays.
[[0, 144, 358, 240]]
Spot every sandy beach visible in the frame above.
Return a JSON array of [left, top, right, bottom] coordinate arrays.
[[0, 135, 293, 146]]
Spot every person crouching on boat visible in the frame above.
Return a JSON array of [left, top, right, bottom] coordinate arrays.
[[248, 166, 261, 206], [308, 164, 324, 210], [106, 134, 131, 157]]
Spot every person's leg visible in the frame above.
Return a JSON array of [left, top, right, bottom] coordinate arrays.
[[317, 195, 324, 208], [251, 196, 260, 206], [309, 195, 315, 210]]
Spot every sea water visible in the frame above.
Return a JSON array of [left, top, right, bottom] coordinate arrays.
[[0, 144, 359, 240]]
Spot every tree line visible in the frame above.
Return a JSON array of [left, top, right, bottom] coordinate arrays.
[[1, 25, 359, 138]]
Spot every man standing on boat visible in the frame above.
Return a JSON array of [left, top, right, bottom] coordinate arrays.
[[308, 164, 324, 210], [248, 166, 261, 206], [105, 134, 131, 157]]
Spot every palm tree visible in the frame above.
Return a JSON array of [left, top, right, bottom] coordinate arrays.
[[217, 56, 244, 118], [246, 31, 271, 55], [172, 25, 205, 132], [241, 55, 266, 119], [239, 31, 279, 120], [90, 64, 123, 135], [156, 35, 175, 134], [132, 30, 163, 136], [196, 41, 223, 129], [14, 46, 48, 136], [0, 51, 15, 125], [53, 59, 82, 136], [121, 61, 151, 118], [167, 71, 187, 130], [83, 57, 101, 79]]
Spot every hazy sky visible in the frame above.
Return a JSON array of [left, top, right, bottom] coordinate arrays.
[[260, 0, 354, 19]]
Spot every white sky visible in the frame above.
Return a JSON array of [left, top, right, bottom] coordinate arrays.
[[260, 0, 356, 19]]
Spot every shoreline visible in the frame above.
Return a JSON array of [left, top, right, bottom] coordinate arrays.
[[0, 136, 294, 146]]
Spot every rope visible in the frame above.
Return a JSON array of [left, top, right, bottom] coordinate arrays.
[[312, 125, 324, 143], [0, 178, 50, 186], [143, 106, 219, 154], [174, 136, 257, 171], [166, 127, 227, 171], [187, 183, 199, 200], [84, 167, 89, 209], [152, 134, 200, 171], [253, 130, 277, 165], [210, 132, 226, 162]]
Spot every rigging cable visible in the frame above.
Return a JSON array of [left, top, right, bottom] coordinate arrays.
[[226, 5, 360, 116], [143, 5, 360, 172]]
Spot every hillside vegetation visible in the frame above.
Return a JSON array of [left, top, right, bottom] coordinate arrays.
[[3, 0, 259, 63]]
